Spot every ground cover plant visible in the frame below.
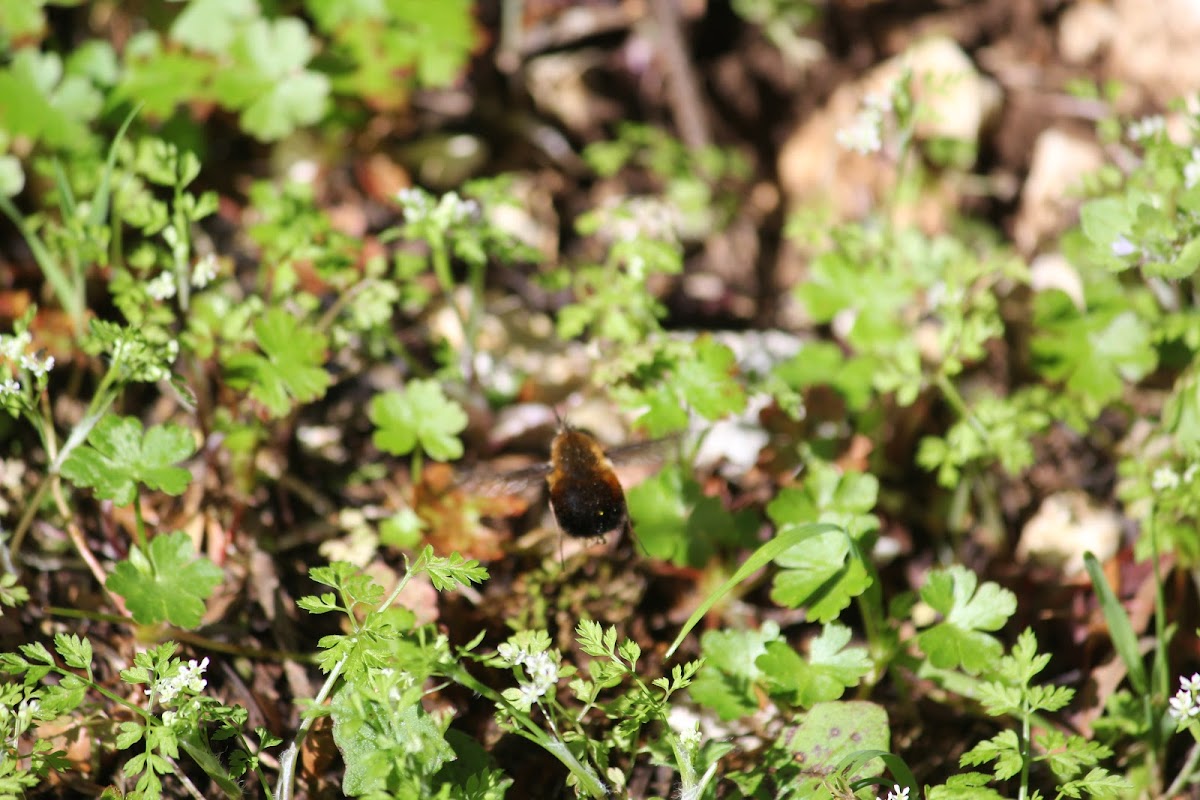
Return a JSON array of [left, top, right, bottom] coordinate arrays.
[[2, 1, 1200, 798]]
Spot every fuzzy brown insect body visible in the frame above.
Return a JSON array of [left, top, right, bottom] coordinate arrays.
[[546, 427, 631, 539]]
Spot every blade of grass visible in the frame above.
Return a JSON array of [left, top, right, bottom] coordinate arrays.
[[843, 749, 918, 797], [664, 521, 843, 659], [1084, 551, 1147, 695], [0, 194, 83, 326], [90, 103, 143, 228]]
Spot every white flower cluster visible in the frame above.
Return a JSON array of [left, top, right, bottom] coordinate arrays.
[[147, 657, 209, 706], [0, 697, 41, 736], [0, 330, 54, 396], [878, 786, 909, 800], [1126, 115, 1166, 142], [0, 331, 30, 363], [497, 642, 559, 711], [1151, 463, 1199, 492], [1170, 672, 1200, 723], [836, 90, 894, 155], [146, 272, 177, 301], [192, 253, 219, 288], [397, 188, 480, 231]]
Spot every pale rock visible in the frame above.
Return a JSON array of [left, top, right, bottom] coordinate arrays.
[[778, 36, 1001, 226], [1108, 0, 1200, 106], [1017, 491, 1123, 577], [1058, 0, 1117, 64], [1014, 127, 1105, 254]]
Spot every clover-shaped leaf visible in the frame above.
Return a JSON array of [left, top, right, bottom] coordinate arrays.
[[767, 460, 880, 541], [0, 48, 102, 150], [770, 526, 871, 623], [106, 532, 223, 628], [1032, 290, 1156, 417], [61, 415, 195, 506], [757, 624, 872, 708], [224, 308, 331, 417], [915, 565, 1016, 675], [169, 0, 259, 54], [687, 622, 784, 721], [674, 336, 746, 420], [210, 17, 330, 141], [369, 379, 467, 461]]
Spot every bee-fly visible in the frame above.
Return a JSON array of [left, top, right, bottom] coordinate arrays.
[[546, 423, 633, 542], [463, 412, 671, 557]]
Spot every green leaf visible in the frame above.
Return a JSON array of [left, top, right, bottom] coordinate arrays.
[[105, 532, 224, 628], [369, 379, 467, 461], [54, 633, 92, 670], [766, 460, 880, 541], [687, 623, 784, 720], [116, 31, 213, 119], [772, 342, 876, 412], [1162, 236, 1200, 279], [756, 624, 871, 708], [626, 464, 758, 566], [926, 772, 1006, 800], [210, 17, 331, 141], [770, 529, 872, 623], [1037, 730, 1111, 783], [60, 416, 196, 506], [0, 155, 25, 198], [785, 701, 889, 786], [1032, 291, 1156, 416], [673, 336, 746, 420], [960, 729, 1022, 780], [224, 308, 331, 417], [1057, 767, 1133, 798], [0, 0, 47, 44], [0, 48, 101, 150], [419, 549, 488, 591], [169, 0, 259, 54], [915, 565, 1016, 675], [664, 522, 843, 659], [1079, 197, 1132, 258]]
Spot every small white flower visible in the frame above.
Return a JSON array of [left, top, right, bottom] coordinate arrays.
[[1152, 467, 1181, 491], [192, 253, 219, 288], [0, 379, 19, 396], [1185, 148, 1200, 189], [162, 710, 178, 727], [432, 192, 475, 229], [627, 253, 646, 281], [0, 332, 31, 363], [146, 272, 177, 301], [178, 657, 210, 694], [1170, 690, 1195, 721], [524, 651, 558, 694], [19, 354, 54, 378], [497, 642, 526, 667], [516, 680, 545, 708], [885, 786, 909, 800], [863, 90, 893, 114], [397, 187, 434, 221], [679, 722, 702, 749], [1127, 115, 1166, 142], [151, 657, 209, 705], [836, 107, 884, 155], [1182, 673, 1200, 692]]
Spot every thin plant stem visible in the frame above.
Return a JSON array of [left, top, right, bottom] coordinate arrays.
[[1165, 736, 1200, 798]]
